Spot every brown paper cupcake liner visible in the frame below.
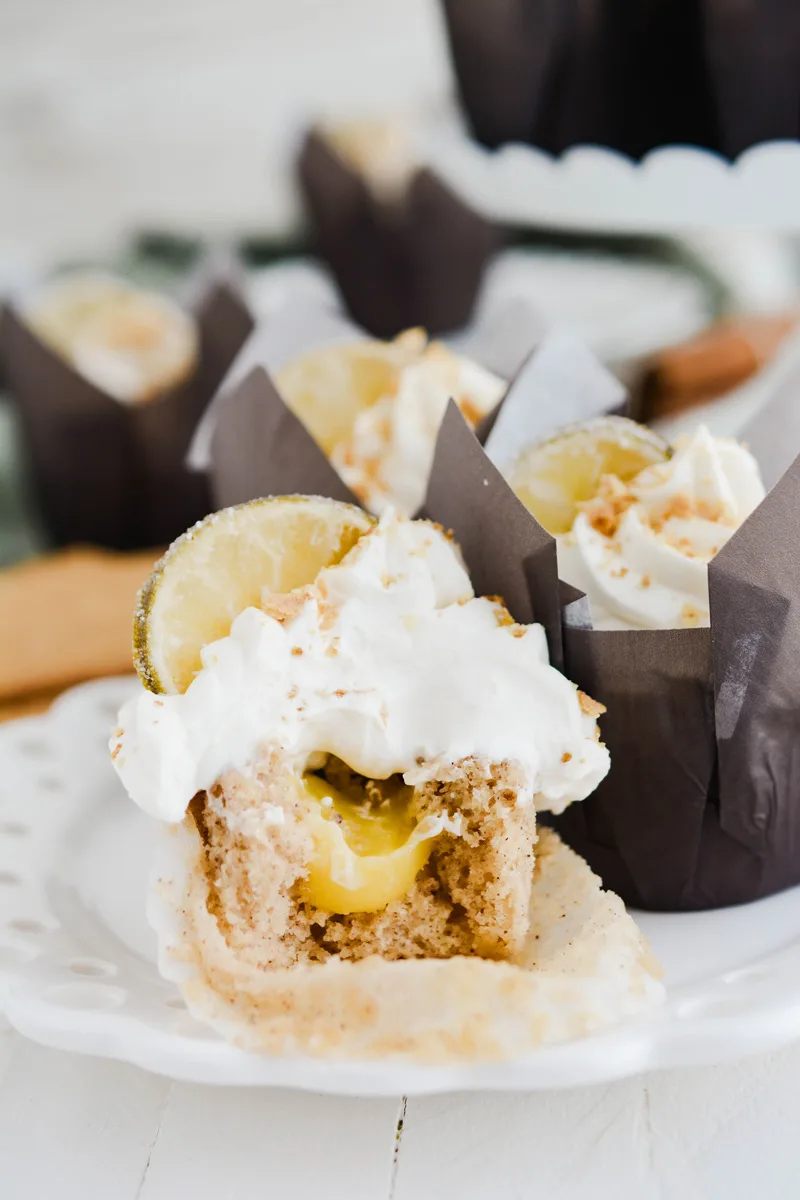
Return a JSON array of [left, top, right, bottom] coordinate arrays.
[[0, 264, 253, 551], [703, 0, 800, 159], [297, 130, 500, 338], [440, 0, 793, 160]]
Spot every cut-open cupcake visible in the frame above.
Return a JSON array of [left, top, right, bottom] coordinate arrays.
[[112, 494, 663, 1059]]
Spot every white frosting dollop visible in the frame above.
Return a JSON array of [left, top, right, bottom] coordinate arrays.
[[23, 272, 198, 404], [331, 349, 505, 515], [113, 511, 609, 823], [558, 426, 766, 630]]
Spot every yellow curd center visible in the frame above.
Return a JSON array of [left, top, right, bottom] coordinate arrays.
[[300, 773, 434, 914]]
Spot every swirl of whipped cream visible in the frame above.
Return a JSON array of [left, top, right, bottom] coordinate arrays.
[[557, 425, 766, 630], [113, 511, 609, 823], [331, 348, 505, 515]]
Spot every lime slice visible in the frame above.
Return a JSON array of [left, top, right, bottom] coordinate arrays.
[[134, 496, 373, 694], [275, 330, 426, 453], [507, 417, 671, 535]]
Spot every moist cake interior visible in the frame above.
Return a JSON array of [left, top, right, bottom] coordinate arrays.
[[189, 752, 537, 969]]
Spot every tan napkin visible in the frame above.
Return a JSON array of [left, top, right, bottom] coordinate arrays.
[[0, 547, 159, 722]]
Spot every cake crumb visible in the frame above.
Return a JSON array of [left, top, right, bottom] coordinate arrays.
[[578, 690, 606, 718]]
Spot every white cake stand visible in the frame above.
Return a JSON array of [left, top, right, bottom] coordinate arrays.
[[421, 112, 800, 235]]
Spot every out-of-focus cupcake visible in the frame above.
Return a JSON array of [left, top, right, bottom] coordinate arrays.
[[110, 418, 662, 1058], [280, 329, 505, 516], [23, 272, 198, 404], [441, 0, 799, 160], [1, 267, 253, 550], [297, 117, 500, 338], [703, 0, 800, 158]]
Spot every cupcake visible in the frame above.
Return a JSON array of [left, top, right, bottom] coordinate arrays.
[[22, 272, 198, 404], [194, 309, 623, 520], [297, 118, 499, 337], [111, 449, 662, 1057], [440, 0, 717, 158], [497, 347, 800, 910], [1, 267, 253, 549], [196, 306, 509, 516]]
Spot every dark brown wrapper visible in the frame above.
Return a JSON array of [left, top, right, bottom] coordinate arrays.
[[422, 402, 563, 665], [297, 131, 500, 338], [209, 366, 360, 511], [189, 264, 256, 401], [0, 272, 253, 550], [207, 374, 565, 662], [440, 0, 571, 151], [441, 0, 719, 158], [703, 0, 800, 159], [553, 354, 800, 909]]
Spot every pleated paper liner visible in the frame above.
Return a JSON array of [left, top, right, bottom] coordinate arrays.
[[297, 130, 500, 339], [0, 263, 254, 551], [440, 0, 793, 159], [555, 353, 800, 909], [703, 1, 800, 158]]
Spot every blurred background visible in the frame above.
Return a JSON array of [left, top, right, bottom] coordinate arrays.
[[1, 0, 448, 263]]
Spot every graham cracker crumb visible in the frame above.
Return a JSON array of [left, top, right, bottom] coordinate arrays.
[[578, 690, 606, 718], [681, 603, 702, 627], [262, 589, 311, 624]]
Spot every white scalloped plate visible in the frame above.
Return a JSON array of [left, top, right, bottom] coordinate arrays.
[[422, 118, 800, 233], [3, 676, 800, 1093]]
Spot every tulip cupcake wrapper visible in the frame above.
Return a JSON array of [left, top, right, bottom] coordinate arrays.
[[555, 344, 800, 909], [0, 261, 254, 551], [440, 0, 800, 161], [200, 307, 800, 911], [297, 130, 500, 339]]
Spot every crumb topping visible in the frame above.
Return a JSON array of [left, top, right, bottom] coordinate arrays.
[[578, 690, 606, 719]]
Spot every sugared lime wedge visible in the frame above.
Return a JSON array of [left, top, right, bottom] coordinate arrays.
[[275, 330, 426, 453], [507, 417, 671, 535], [134, 496, 373, 694]]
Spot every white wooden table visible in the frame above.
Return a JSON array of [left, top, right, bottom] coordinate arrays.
[[2, 1027, 799, 1198]]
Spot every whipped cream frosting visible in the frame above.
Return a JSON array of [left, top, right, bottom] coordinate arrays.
[[24, 272, 198, 404], [113, 511, 609, 823], [331, 349, 505, 515], [558, 425, 766, 630]]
